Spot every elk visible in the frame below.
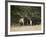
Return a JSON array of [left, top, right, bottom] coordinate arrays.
[[19, 17, 32, 26], [27, 17, 32, 25], [19, 17, 24, 26]]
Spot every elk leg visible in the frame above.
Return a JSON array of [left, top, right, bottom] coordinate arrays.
[[23, 22, 24, 26]]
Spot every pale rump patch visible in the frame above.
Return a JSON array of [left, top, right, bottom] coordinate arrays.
[[19, 18, 24, 25]]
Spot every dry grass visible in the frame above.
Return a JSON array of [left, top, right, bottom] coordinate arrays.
[[10, 25, 41, 32]]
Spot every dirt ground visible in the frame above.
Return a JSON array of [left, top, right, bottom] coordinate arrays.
[[10, 25, 41, 32]]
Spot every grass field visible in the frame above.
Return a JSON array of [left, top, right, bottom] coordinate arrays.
[[10, 25, 41, 32]]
